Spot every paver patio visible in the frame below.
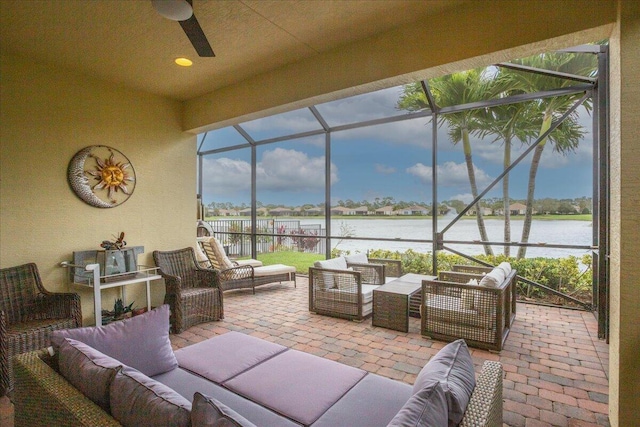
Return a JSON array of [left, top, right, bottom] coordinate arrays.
[[0, 276, 610, 427], [171, 277, 610, 427]]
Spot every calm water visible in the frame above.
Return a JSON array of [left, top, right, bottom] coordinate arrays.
[[299, 218, 593, 258]]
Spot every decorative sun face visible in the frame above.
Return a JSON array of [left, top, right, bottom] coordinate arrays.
[[86, 149, 135, 204]]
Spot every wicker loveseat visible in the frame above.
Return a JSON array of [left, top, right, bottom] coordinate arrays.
[[13, 307, 504, 427], [421, 263, 517, 352]]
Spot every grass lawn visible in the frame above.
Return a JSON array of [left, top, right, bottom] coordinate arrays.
[[253, 251, 324, 274]]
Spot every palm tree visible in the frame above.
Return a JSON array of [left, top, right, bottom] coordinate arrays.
[[398, 69, 498, 255], [476, 101, 539, 256], [500, 53, 596, 258]]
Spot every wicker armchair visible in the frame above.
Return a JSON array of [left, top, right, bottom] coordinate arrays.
[[421, 266, 517, 352], [152, 248, 224, 334], [343, 253, 403, 283], [309, 267, 381, 321], [0, 262, 81, 396]]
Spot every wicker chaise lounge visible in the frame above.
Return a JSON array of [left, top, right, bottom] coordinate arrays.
[[421, 263, 517, 352], [199, 236, 295, 294]]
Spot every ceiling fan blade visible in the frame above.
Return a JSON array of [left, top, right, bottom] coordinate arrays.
[[179, 14, 215, 57]]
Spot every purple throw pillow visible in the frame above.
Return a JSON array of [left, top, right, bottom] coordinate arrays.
[[57, 338, 122, 412], [51, 304, 177, 377], [110, 366, 191, 427], [413, 339, 476, 427]]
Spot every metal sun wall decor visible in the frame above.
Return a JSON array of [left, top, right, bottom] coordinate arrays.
[[68, 145, 136, 208]]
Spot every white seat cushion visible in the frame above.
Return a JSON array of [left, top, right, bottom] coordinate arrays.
[[235, 259, 263, 267], [253, 264, 295, 277]]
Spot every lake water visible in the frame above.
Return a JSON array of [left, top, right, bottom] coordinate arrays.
[[298, 217, 594, 258]]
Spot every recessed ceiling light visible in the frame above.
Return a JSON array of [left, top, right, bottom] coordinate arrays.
[[175, 57, 193, 67]]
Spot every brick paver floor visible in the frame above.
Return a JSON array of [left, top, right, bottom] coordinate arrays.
[[171, 277, 610, 427], [0, 276, 609, 427]]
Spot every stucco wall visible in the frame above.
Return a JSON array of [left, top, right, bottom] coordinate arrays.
[[0, 55, 196, 325], [608, 2, 640, 426]]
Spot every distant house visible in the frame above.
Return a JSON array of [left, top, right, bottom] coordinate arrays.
[[468, 207, 493, 216], [375, 206, 395, 215], [305, 207, 323, 216], [402, 205, 429, 216], [354, 206, 369, 215], [239, 207, 268, 216], [509, 203, 528, 215], [269, 207, 293, 216], [331, 206, 356, 215], [218, 209, 239, 216]]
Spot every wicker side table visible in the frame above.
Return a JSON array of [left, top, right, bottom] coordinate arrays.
[[373, 274, 435, 332]]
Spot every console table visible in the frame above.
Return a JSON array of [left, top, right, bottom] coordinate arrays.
[[373, 273, 436, 332], [61, 262, 161, 326]]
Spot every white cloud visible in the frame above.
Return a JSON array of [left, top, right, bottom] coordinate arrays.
[[449, 193, 475, 204], [406, 161, 493, 188], [375, 163, 396, 174], [241, 109, 321, 135], [202, 157, 251, 196], [203, 149, 338, 196]]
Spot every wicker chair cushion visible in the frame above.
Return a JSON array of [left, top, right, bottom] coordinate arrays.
[[191, 392, 257, 427], [57, 338, 122, 412], [194, 241, 211, 268], [315, 284, 377, 304], [253, 264, 296, 277], [344, 253, 368, 264], [479, 266, 506, 288], [461, 279, 479, 310], [52, 304, 177, 377], [424, 295, 493, 328], [110, 365, 191, 427], [209, 237, 235, 269], [497, 262, 512, 276], [387, 380, 449, 427], [413, 339, 476, 427], [314, 257, 348, 289]]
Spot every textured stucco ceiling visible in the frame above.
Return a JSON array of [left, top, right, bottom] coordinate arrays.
[[0, 0, 463, 101]]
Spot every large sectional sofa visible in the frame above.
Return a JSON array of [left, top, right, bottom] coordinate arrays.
[[13, 305, 504, 427]]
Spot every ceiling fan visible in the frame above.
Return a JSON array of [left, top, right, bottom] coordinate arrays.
[[151, 0, 215, 57]]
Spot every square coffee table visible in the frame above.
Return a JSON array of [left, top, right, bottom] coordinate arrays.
[[372, 273, 436, 332]]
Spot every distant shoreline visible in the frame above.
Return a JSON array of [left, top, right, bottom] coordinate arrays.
[[206, 214, 593, 222]]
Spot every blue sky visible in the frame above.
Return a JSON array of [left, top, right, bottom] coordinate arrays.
[[199, 85, 594, 207]]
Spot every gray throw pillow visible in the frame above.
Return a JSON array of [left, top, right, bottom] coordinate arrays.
[[57, 338, 122, 412], [191, 392, 257, 427], [51, 304, 177, 376], [387, 381, 448, 427], [413, 339, 476, 427], [110, 366, 191, 427]]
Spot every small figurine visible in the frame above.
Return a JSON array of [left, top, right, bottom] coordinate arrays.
[[101, 232, 127, 250]]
